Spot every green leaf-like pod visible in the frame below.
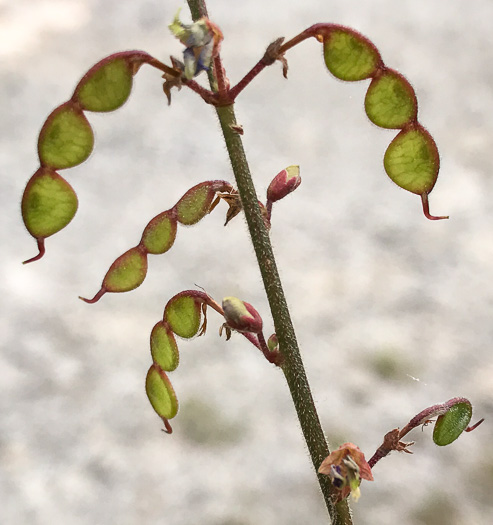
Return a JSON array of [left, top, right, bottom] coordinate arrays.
[[73, 54, 136, 113], [103, 246, 148, 293], [150, 321, 179, 372], [323, 27, 381, 81], [384, 125, 439, 195], [165, 293, 202, 339], [365, 69, 417, 129], [145, 364, 178, 420], [38, 102, 94, 169], [22, 168, 78, 240], [175, 182, 215, 225], [140, 211, 178, 254], [433, 401, 472, 446]]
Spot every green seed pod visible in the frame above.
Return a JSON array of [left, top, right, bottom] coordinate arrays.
[[140, 211, 178, 254], [433, 401, 472, 446], [365, 69, 417, 129], [103, 246, 148, 293], [38, 102, 94, 169], [150, 321, 179, 372], [175, 182, 215, 225], [384, 125, 439, 195], [73, 52, 148, 112], [164, 293, 202, 339], [22, 167, 78, 241], [74, 58, 132, 113], [145, 364, 179, 420], [323, 27, 381, 81]]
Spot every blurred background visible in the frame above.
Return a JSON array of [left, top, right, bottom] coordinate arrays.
[[2, 0, 493, 523]]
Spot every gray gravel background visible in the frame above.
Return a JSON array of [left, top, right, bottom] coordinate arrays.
[[2, 0, 493, 524]]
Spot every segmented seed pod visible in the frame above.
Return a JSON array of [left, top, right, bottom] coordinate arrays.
[[164, 292, 203, 339], [150, 321, 180, 372], [145, 364, 179, 420], [433, 400, 473, 446], [38, 102, 94, 170], [73, 51, 152, 112]]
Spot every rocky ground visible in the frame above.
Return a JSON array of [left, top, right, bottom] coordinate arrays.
[[2, 1, 493, 524]]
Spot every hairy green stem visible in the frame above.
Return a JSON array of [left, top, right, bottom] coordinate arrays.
[[186, 1, 353, 523]]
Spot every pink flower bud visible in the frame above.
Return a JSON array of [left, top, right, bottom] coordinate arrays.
[[267, 334, 279, 353], [266, 165, 301, 203], [222, 297, 263, 333]]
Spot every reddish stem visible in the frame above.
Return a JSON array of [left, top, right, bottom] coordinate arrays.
[[183, 79, 217, 104], [228, 60, 268, 101], [368, 398, 483, 468], [257, 332, 283, 366], [147, 59, 180, 77], [465, 418, 485, 432], [79, 287, 107, 304], [213, 55, 228, 94], [23, 238, 46, 264], [161, 418, 173, 434], [421, 192, 449, 221]]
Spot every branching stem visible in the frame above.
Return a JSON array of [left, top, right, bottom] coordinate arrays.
[[186, 1, 353, 523]]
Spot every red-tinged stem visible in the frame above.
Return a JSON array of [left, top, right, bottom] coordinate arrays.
[[257, 331, 283, 366], [23, 238, 45, 264], [278, 23, 357, 54], [265, 200, 273, 224], [228, 60, 268, 101], [421, 192, 449, 221], [146, 57, 181, 77], [465, 418, 485, 432], [368, 398, 483, 468], [213, 55, 228, 93], [79, 287, 106, 304], [183, 79, 216, 104], [161, 418, 173, 434], [187, 2, 353, 523]]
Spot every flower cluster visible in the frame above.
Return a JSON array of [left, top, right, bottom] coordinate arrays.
[[169, 10, 223, 79], [318, 443, 373, 501]]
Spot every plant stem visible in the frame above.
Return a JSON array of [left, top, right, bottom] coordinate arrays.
[[186, 1, 353, 523]]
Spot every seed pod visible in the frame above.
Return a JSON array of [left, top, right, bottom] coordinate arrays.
[[38, 102, 94, 170], [384, 125, 439, 195], [365, 69, 417, 129], [150, 321, 179, 372], [433, 401, 473, 446], [145, 364, 179, 420], [103, 246, 148, 293], [164, 292, 203, 339], [175, 182, 216, 225], [222, 296, 263, 334], [73, 52, 150, 113], [266, 165, 301, 203], [323, 27, 381, 81], [140, 211, 178, 254], [81, 246, 148, 303], [22, 167, 78, 242]]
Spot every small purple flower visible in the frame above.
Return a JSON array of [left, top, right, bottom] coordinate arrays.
[[169, 10, 223, 79]]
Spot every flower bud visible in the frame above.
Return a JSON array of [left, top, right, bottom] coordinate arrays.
[[266, 165, 301, 203], [222, 297, 263, 334], [267, 334, 279, 353]]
